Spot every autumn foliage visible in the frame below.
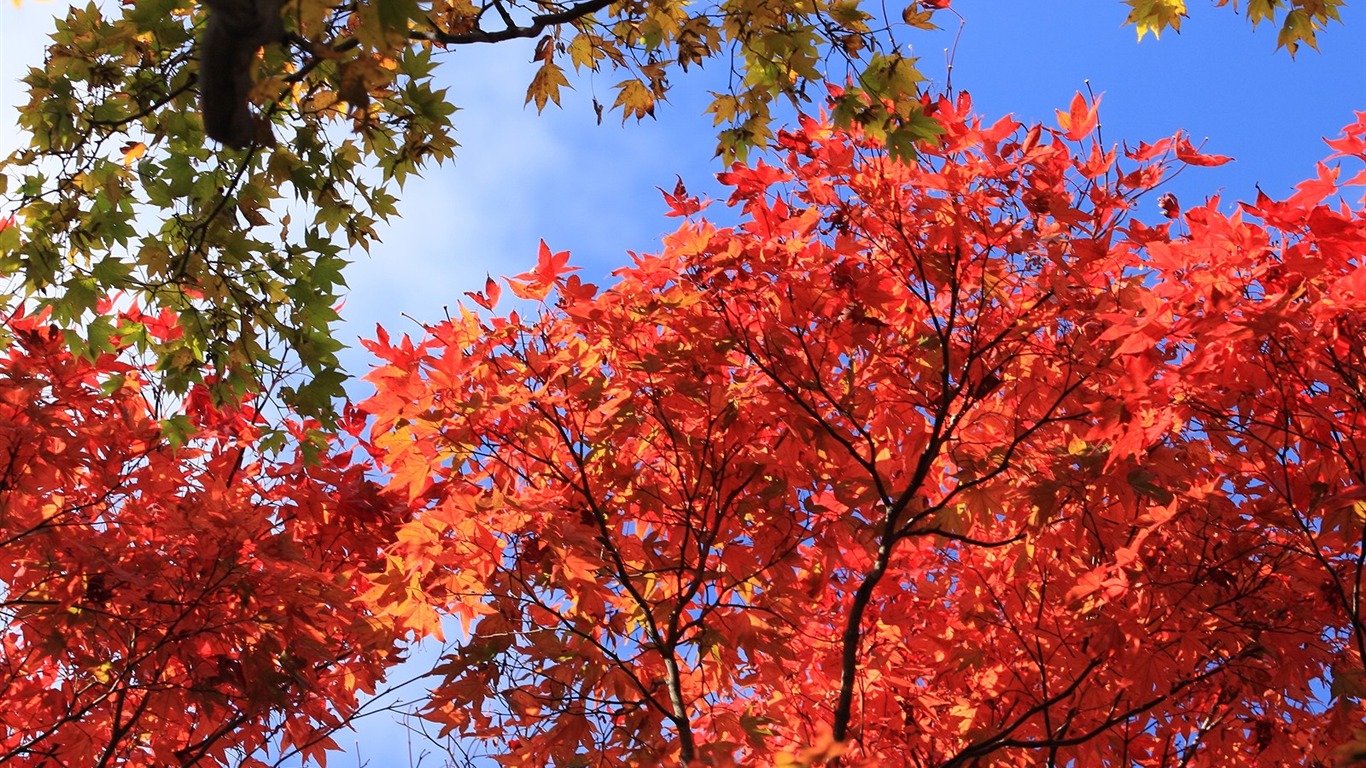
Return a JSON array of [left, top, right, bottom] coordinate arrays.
[[0, 306, 403, 765], [1, 0, 1348, 424], [7, 84, 1366, 766], [356, 93, 1366, 766]]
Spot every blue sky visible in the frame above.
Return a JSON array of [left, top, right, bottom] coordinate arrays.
[[4, 0, 1366, 381], [333, 0, 1366, 379], [3, 0, 1366, 764]]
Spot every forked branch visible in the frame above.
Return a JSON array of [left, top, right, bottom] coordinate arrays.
[[411, 0, 614, 45]]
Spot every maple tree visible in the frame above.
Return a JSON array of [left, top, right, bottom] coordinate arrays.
[[0, 0, 1348, 422], [0, 301, 406, 766], [0, 0, 1362, 761], [357, 93, 1366, 766]]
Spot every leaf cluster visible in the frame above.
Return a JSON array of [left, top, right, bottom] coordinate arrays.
[[0, 304, 407, 766], [1126, 0, 1346, 53]]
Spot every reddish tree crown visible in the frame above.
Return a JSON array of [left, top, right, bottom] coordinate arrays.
[[360, 93, 1366, 767]]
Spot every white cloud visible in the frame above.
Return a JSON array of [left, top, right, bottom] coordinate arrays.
[[336, 41, 726, 381], [1, 2, 65, 156]]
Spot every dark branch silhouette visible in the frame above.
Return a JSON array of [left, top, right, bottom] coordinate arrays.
[[199, 0, 284, 148]]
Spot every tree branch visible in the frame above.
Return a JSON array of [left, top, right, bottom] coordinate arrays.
[[410, 0, 615, 45]]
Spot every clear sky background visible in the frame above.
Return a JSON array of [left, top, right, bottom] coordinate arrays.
[[339, 0, 1366, 382], [3, 0, 1366, 764]]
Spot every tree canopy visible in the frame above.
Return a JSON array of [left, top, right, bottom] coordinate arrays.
[[0, 0, 1349, 420], [3, 0, 1366, 765], [355, 93, 1366, 766], [0, 303, 405, 765]]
